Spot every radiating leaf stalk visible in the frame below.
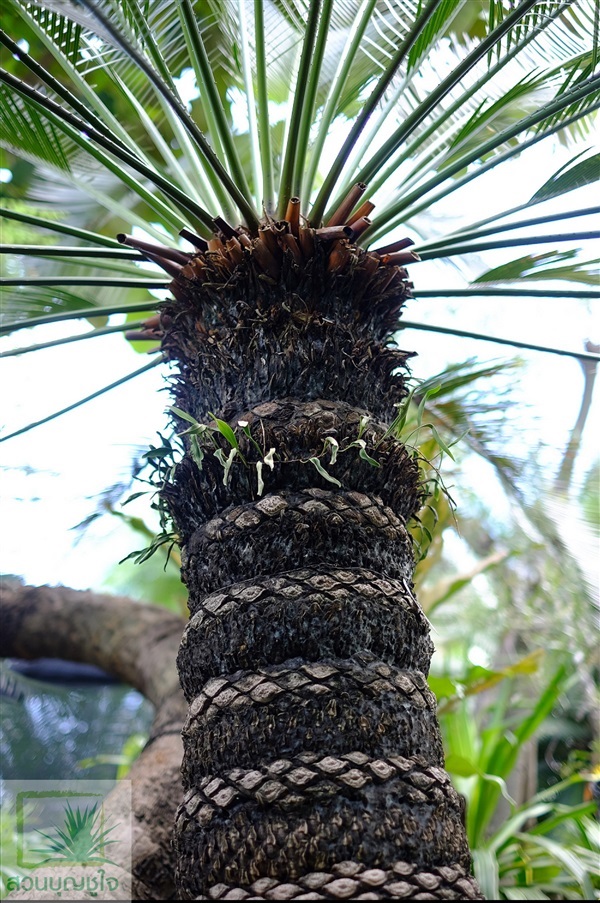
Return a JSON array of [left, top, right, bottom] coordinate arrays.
[[355, 0, 544, 198], [115, 0, 180, 91], [237, 0, 262, 209], [277, 42, 302, 196], [412, 91, 600, 228], [391, 92, 600, 233], [1, 277, 168, 287], [63, 168, 183, 243], [120, 0, 231, 215], [0, 303, 158, 335], [0, 67, 211, 231], [339, 78, 410, 201], [291, 0, 334, 203], [417, 204, 600, 252], [0, 356, 165, 443], [409, 152, 599, 252], [0, 208, 124, 248], [110, 71, 206, 210], [410, 0, 471, 71], [367, 91, 600, 242], [277, 0, 323, 218], [1, 245, 141, 258], [399, 319, 600, 362], [365, 56, 546, 201], [0, 27, 144, 161], [417, 231, 600, 262], [176, 0, 253, 206], [309, 0, 451, 225], [78, 0, 259, 230], [0, 319, 147, 358], [3, 8, 141, 156], [254, 0, 274, 213], [302, 0, 377, 203], [159, 97, 230, 223], [353, 0, 509, 200], [415, 286, 600, 298]]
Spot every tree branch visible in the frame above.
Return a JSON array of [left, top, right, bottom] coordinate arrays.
[[0, 582, 187, 900], [0, 582, 184, 706]]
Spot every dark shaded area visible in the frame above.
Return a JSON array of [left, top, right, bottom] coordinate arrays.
[[1, 660, 153, 785]]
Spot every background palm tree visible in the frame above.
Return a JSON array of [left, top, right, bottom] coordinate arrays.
[[1, 1, 598, 899]]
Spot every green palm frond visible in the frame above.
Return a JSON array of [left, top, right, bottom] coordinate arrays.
[[1, 0, 598, 395], [3, 0, 596, 232], [473, 251, 600, 287]]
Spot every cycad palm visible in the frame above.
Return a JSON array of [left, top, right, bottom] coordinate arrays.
[[1, 1, 598, 899]]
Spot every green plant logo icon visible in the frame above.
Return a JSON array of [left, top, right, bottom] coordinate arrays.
[[32, 801, 118, 866]]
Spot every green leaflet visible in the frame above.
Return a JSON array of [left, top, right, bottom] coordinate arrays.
[[473, 251, 600, 286], [529, 151, 600, 204], [344, 438, 380, 468], [169, 405, 202, 427], [214, 447, 238, 486], [209, 414, 239, 449], [308, 456, 341, 487], [189, 435, 205, 471]]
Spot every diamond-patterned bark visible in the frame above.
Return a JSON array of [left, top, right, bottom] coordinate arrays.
[[165, 399, 422, 542], [181, 657, 443, 782], [182, 489, 415, 597], [189, 860, 483, 900], [162, 244, 483, 898], [177, 567, 433, 700], [175, 753, 473, 897]]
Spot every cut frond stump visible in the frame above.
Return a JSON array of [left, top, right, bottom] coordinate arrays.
[[326, 182, 367, 227], [153, 204, 418, 436], [124, 194, 418, 423]]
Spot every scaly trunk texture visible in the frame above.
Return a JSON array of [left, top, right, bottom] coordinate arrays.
[[159, 228, 484, 900]]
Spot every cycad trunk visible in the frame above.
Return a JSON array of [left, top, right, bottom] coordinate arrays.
[[159, 230, 483, 900]]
